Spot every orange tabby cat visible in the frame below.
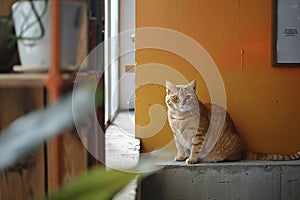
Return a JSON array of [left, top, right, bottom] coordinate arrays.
[[165, 80, 300, 164]]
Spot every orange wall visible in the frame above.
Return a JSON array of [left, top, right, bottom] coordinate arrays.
[[135, 0, 300, 154]]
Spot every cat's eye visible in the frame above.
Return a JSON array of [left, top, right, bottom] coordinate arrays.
[[171, 95, 179, 101]]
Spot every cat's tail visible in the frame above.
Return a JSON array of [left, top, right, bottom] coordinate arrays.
[[245, 151, 300, 161]]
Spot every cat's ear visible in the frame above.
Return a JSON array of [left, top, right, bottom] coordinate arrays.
[[166, 80, 176, 95], [188, 80, 197, 92]]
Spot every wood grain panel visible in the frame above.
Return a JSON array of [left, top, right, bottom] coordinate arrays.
[[47, 130, 88, 193], [0, 0, 17, 16], [46, 84, 89, 193], [0, 88, 45, 200]]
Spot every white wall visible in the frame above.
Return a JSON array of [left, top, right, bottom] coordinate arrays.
[[105, 0, 119, 123], [119, 0, 135, 110]]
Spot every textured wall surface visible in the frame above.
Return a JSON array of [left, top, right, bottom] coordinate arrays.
[[139, 160, 300, 200], [135, 0, 300, 153]]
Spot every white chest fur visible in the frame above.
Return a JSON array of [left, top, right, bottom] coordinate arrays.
[[168, 110, 200, 151], [175, 132, 190, 150]]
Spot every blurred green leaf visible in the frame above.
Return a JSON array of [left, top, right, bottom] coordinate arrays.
[[0, 83, 99, 170], [46, 167, 137, 200]]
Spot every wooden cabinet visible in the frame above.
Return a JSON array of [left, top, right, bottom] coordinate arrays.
[[0, 87, 45, 200], [0, 0, 105, 198], [0, 74, 93, 200]]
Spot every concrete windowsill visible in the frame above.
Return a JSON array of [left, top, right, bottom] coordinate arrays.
[[140, 159, 300, 200], [160, 159, 300, 167]]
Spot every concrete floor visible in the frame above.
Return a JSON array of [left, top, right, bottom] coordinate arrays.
[[105, 111, 139, 200]]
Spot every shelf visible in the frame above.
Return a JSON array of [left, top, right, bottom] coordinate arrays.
[[0, 71, 102, 88], [0, 73, 74, 87]]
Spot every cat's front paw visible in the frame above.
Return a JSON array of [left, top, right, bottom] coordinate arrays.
[[175, 155, 186, 161], [186, 157, 198, 164]]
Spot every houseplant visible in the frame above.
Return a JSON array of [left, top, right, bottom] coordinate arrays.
[[0, 16, 19, 72], [9, 0, 83, 69]]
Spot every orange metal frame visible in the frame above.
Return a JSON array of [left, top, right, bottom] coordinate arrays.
[[43, 0, 106, 190], [45, 0, 62, 190]]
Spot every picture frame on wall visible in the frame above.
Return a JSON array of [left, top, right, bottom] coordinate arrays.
[[272, 0, 300, 66]]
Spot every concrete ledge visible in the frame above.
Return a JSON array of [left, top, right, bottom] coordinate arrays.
[[138, 160, 300, 200]]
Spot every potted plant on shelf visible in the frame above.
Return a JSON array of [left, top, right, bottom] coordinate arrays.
[[1, 0, 84, 71], [0, 15, 19, 72]]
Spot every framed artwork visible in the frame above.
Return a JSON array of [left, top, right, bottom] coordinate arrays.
[[272, 0, 300, 66]]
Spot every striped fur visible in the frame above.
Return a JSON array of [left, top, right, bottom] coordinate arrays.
[[246, 152, 300, 161], [166, 80, 300, 163]]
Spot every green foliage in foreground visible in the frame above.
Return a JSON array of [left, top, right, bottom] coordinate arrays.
[[46, 167, 137, 200], [0, 83, 139, 200]]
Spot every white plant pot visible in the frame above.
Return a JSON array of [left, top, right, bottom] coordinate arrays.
[[12, 0, 83, 68]]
